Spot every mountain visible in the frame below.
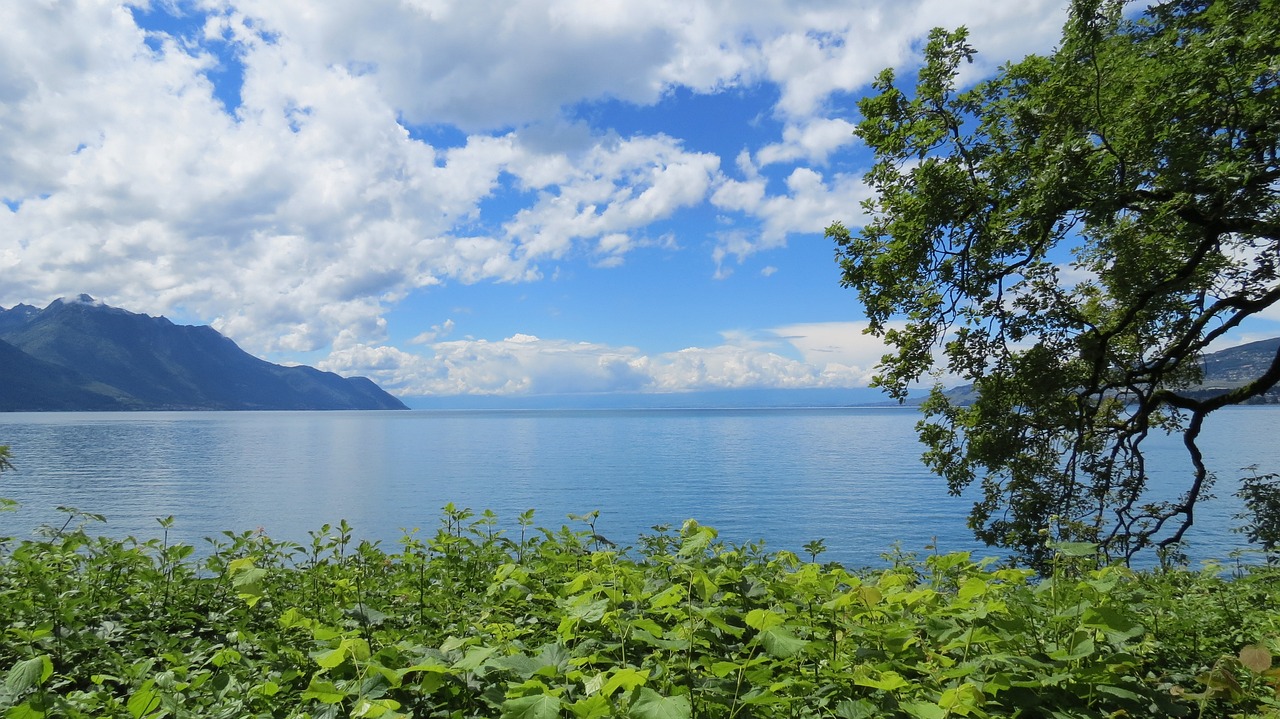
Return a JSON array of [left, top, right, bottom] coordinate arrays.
[[0, 295, 407, 411], [938, 338, 1280, 406]]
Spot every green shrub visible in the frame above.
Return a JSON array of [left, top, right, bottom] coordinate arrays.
[[1, 506, 1278, 718]]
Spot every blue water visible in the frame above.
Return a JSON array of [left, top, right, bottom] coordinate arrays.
[[0, 407, 1275, 567]]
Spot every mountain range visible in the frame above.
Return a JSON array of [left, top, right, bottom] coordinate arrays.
[[0, 296, 407, 411], [937, 337, 1280, 406]]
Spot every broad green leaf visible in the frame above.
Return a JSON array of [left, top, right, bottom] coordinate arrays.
[[1050, 541, 1097, 558], [600, 667, 649, 697], [453, 645, 498, 672], [1082, 606, 1143, 644], [956, 576, 988, 601], [6, 699, 48, 719], [501, 693, 562, 719], [257, 680, 281, 697], [300, 678, 347, 704], [565, 597, 609, 623], [701, 609, 744, 637], [741, 688, 788, 706], [709, 661, 741, 678], [939, 683, 984, 712], [759, 627, 808, 659], [492, 654, 544, 679], [5, 656, 52, 696], [630, 688, 691, 719], [313, 646, 348, 670], [1050, 633, 1095, 662], [278, 608, 312, 630], [127, 680, 161, 718], [677, 521, 716, 558], [629, 618, 665, 636], [901, 700, 946, 719], [352, 697, 403, 718], [745, 609, 784, 631], [648, 584, 684, 609], [853, 669, 909, 692], [1095, 684, 1144, 702], [346, 603, 389, 626], [570, 694, 612, 719], [834, 699, 878, 719]]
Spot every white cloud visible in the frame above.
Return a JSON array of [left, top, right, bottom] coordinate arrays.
[[711, 165, 871, 273], [322, 324, 886, 397], [504, 134, 721, 263], [756, 118, 859, 167], [410, 319, 455, 345], [0, 0, 1070, 361]]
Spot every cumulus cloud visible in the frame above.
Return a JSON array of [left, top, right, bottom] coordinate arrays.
[[756, 118, 860, 167], [321, 324, 892, 397], [710, 164, 872, 274], [0, 0, 1069, 379]]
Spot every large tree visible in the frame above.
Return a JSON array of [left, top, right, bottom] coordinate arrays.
[[829, 0, 1280, 566]]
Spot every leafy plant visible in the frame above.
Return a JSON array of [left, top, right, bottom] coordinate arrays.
[[0, 505, 1277, 718]]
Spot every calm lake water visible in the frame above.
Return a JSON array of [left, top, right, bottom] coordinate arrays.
[[0, 406, 1276, 567]]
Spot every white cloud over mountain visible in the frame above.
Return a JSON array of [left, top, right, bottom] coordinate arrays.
[[0, 0, 1069, 397]]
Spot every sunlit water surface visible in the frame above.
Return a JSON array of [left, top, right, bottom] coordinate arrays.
[[0, 407, 1275, 567]]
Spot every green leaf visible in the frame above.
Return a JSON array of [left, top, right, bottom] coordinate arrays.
[[745, 609, 784, 631], [629, 618, 666, 636], [492, 654, 543, 679], [956, 576, 988, 601], [313, 646, 349, 670], [630, 688, 691, 719], [600, 667, 649, 697], [126, 680, 161, 719], [834, 699, 879, 719], [565, 597, 609, 623], [300, 678, 347, 704], [7, 700, 47, 719], [1095, 684, 1144, 702], [1082, 606, 1144, 645], [759, 627, 808, 659], [501, 693, 562, 719], [901, 700, 946, 719], [853, 668, 910, 692], [352, 697, 403, 718], [5, 656, 52, 696], [569, 694, 612, 719], [1050, 541, 1098, 558], [454, 645, 498, 672]]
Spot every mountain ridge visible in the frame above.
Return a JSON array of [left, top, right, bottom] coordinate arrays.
[[937, 337, 1280, 406], [0, 295, 407, 411]]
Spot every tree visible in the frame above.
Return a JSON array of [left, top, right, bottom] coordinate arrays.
[[828, 0, 1280, 567]]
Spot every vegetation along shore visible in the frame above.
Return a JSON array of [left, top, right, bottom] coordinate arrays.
[[2, 498, 1279, 718]]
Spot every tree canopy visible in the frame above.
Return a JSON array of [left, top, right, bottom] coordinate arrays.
[[829, 0, 1280, 566]]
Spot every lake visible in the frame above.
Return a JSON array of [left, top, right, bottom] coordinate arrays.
[[0, 406, 1275, 567]]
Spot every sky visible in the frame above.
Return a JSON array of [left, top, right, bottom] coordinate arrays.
[[3, 1, 1274, 403]]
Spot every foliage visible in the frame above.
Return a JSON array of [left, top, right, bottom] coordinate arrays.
[[828, 0, 1280, 567], [1237, 468, 1280, 561], [2, 507, 1280, 718]]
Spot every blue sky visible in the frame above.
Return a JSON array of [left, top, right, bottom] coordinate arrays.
[[3, 1, 1273, 402]]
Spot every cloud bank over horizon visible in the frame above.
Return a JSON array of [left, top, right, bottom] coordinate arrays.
[[0, 0, 1072, 397]]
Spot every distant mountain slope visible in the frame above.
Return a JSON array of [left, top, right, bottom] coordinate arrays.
[[0, 295, 407, 411], [1199, 337, 1280, 386], [939, 338, 1280, 406]]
